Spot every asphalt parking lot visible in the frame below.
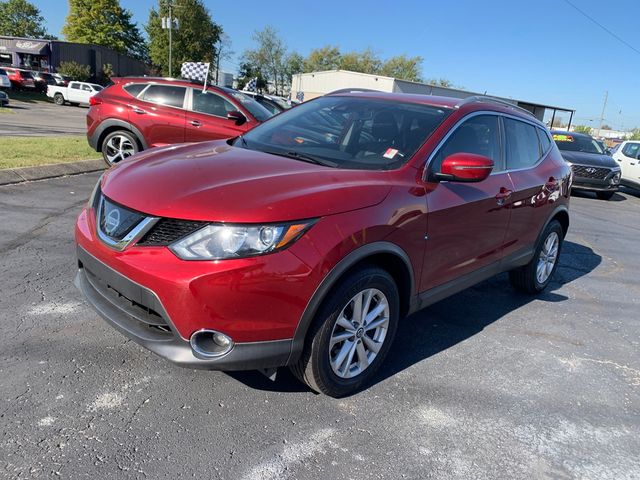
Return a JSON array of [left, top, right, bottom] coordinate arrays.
[[1, 173, 639, 479], [0, 99, 86, 137]]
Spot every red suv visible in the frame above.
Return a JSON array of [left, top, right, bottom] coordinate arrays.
[[75, 92, 571, 397], [3, 67, 36, 90], [86, 77, 273, 165]]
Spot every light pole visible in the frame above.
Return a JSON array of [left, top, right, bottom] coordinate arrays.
[[161, 1, 178, 77]]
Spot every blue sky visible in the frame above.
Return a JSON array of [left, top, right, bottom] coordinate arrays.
[[34, 0, 640, 129]]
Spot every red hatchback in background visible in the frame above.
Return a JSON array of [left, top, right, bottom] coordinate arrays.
[[75, 92, 571, 397], [86, 77, 273, 165], [3, 67, 36, 90]]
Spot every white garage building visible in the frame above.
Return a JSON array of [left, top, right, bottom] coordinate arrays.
[[291, 70, 575, 129]]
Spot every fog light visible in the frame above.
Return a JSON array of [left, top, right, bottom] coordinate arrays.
[[610, 173, 621, 185], [190, 330, 234, 358]]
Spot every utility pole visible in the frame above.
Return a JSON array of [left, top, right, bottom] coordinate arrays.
[[597, 90, 608, 138], [161, 0, 178, 77], [215, 39, 221, 85]]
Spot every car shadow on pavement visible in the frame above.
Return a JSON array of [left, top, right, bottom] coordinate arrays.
[[571, 190, 627, 202], [228, 240, 601, 396]]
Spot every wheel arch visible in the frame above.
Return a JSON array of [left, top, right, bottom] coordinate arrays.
[[93, 119, 147, 152], [287, 241, 415, 365]]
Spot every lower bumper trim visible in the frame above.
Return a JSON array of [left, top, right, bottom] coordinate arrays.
[[74, 250, 292, 370]]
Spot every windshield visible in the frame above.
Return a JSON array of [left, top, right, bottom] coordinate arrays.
[[553, 133, 604, 154], [220, 88, 273, 122], [237, 96, 451, 170]]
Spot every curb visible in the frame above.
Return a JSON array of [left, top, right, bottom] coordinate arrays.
[[0, 159, 105, 186]]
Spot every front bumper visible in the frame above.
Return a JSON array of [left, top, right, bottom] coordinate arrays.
[[571, 177, 619, 192], [75, 246, 292, 370]]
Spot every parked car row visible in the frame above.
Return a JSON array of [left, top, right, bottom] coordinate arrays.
[[0, 67, 73, 91]]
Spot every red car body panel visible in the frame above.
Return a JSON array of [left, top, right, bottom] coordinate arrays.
[[75, 92, 571, 370]]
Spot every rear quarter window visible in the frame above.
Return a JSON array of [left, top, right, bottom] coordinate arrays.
[[140, 85, 186, 108], [123, 83, 147, 97]]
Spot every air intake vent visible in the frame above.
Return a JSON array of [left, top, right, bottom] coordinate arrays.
[[137, 218, 207, 246]]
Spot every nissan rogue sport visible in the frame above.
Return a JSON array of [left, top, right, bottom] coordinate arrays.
[[75, 92, 571, 397]]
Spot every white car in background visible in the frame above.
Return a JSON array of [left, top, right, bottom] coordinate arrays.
[[612, 140, 640, 190], [47, 81, 103, 106], [0, 68, 11, 89]]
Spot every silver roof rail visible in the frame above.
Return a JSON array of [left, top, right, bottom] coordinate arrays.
[[327, 88, 381, 95], [460, 95, 535, 117]]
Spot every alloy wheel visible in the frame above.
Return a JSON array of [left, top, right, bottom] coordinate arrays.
[[536, 231, 559, 284], [104, 135, 135, 164], [329, 288, 389, 379]]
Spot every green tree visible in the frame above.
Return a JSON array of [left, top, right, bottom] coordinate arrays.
[[304, 46, 341, 72], [573, 125, 592, 134], [241, 26, 287, 95], [380, 55, 423, 82], [62, 0, 147, 60], [0, 0, 48, 38], [283, 51, 304, 81], [629, 128, 640, 141], [426, 78, 454, 88], [57, 60, 91, 81], [146, 0, 222, 77], [236, 61, 267, 92], [339, 48, 382, 75]]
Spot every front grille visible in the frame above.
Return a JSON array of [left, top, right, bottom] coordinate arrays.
[[571, 165, 610, 180], [138, 218, 207, 246]]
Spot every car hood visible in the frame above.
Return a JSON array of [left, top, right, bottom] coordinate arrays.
[[100, 141, 392, 222], [559, 150, 618, 167]]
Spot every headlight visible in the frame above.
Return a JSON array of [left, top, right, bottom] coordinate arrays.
[[169, 221, 315, 260]]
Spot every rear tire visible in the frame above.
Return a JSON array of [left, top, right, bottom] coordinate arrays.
[[596, 191, 614, 200], [290, 266, 399, 397], [53, 93, 64, 105], [509, 220, 563, 294], [101, 130, 140, 166]]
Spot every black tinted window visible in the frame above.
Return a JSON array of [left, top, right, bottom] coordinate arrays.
[[432, 115, 501, 172], [124, 83, 146, 97], [141, 85, 186, 108], [0, 68, 6, 75], [537, 128, 551, 153], [553, 133, 603, 154], [505, 118, 540, 169], [192, 90, 235, 117], [70, 83, 80, 90]]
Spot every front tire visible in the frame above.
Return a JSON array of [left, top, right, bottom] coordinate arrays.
[[53, 93, 64, 105], [101, 130, 140, 166], [290, 266, 399, 397], [509, 220, 563, 294], [596, 191, 614, 200]]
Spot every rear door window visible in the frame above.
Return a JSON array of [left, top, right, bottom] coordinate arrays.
[[432, 114, 502, 172], [504, 118, 541, 170], [70, 83, 80, 90], [141, 85, 186, 108]]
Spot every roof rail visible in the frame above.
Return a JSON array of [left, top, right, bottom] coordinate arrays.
[[118, 75, 206, 86], [460, 95, 535, 117], [327, 88, 381, 95]]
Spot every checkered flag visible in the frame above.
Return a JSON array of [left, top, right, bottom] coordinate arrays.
[[296, 91, 304, 102], [244, 77, 258, 93], [180, 62, 210, 82]]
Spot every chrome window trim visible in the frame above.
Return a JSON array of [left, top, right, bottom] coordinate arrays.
[[96, 196, 159, 251], [422, 110, 552, 182]]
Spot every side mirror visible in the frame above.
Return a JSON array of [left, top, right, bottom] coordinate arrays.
[[227, 110, 247, 126], [433, 153, 494, 183]]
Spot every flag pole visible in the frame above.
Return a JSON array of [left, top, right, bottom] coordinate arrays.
[[203, 62, 210, 93]]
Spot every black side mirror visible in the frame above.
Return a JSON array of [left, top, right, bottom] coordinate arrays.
[[227, 110, 246, 126]]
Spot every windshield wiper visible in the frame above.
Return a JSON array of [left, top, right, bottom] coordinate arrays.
[[235, 135, 248, 147], [264, 150, 338, 167]]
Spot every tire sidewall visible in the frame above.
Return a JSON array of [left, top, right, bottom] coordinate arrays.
[[54, 93, 64, 105], [310, 268, 399, 396], [101, 131, 139, 166], [533, 221, 563, 291]]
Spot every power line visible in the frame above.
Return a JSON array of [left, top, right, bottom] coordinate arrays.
[[563, 0, 640, 56]]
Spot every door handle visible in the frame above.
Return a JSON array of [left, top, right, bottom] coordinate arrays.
[[131, 107, 146, 114], [189, 120, 202, 127], [495, 187, 512, 206], [544, 176, 558, 192]]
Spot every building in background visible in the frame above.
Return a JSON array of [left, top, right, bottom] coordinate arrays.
[[213, 69, 234, 88], [0, 35, 147, 77], [291, 70, 575, 129]]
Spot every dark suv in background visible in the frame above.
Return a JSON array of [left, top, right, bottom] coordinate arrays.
[[552, 131, 621, 200], [86, 77, 273, 165]]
